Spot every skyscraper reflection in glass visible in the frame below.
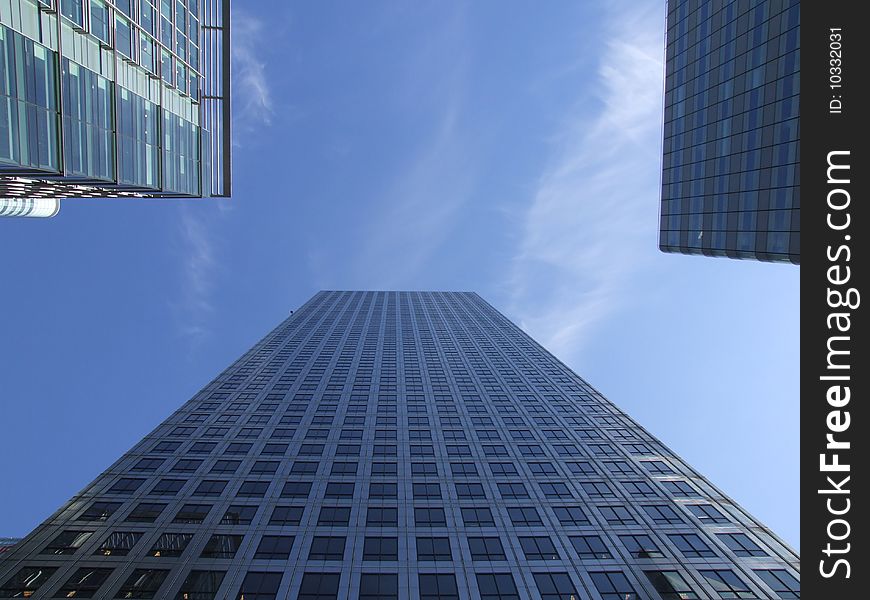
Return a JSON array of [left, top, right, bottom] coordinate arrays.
[[0, 291, 799, 598], [0, 0, 230, 201], [659, 0, 799, 263]]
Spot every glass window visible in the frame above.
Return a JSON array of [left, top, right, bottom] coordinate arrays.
[[115, 569, 169, 599], [95, 531, 142, 556], [308, 536, 346, 561], [519, 536, 560, 560], [698, 570, 756, 599], [77, 501, 122, 522], [270, 506, 304, 526], [149, 533, 193, 557], [669, 533, 717, 558], [0, 567, 58, 596], [590, 571, 639, 600], [569, 535, 611, 559], [60, 0, 85, 27], [56, 568, 112, 598], [717, 533, 767, 557], [687, 503, 730, 524], [222, 505, 258, 525], [468, 537, 506, 561], [236, 572, 282, 600], [41, 530, 93, 555], [198, 534, 242, 559], [507, 507, 542, 527], [754, 570, 800, 599], [532, 573, 577, 600], [175, 571, 225, 600], [363, 537, 398, 561], [359, 574, 398, 600], [552, 506, 589, 526], [461, 507, 494, 527], [418, 574, 459, 600], [126, 502, 166, 523], [475, 573, 519, 600], [366, 506, 397, 527], [645, 571, 699, 600], [298, 573, 340, 600], [253, 535, 293, 560], [620, 534, 664, 559]]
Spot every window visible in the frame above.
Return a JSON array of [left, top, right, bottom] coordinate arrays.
[[174, 504, 211, 524], [210, 460, 241, 474], [253, 535, 294, 560], [599, 505, 636, 525], [669, 533, 717, 558], [324, 482, 354, 499], [590, 571, 639, 600], [56, 568, 112, 598], [416, 537, 452, 561], [663, 480, 701, 498], [687, 503, 731, 524], [507, 507, 542, 527], [261, 443, 288, 456], [249, 461, 279, 475], [645, 571, 699, 600], [451, 462, 478, 476], [717, 533, 767, 557], [569, 535, 611, 559], [519, 536, 560, 560], [116, 569, 169, 599], [497, 482, 529, 499], [754, 570, 800, 599], [359, 573, 398, 600], [126, 502, 166, 523], [170, 458, 203, 473], [528, 462, 557, 475], [299, 444, 325, 456], [363, 536, 398, 561], [622, 480, 659, 499], [642, 504, 684, 525], [369, 482, 398, 498], [225, 442, 253, 454], [539, 482, 573, 499], [413, 483, 442, 499], [620, 534, 664, 558], [78, 501, 122, 521], [237, 481, 270, 497], [552, 506, 589, 526], [411, 462, 437, 476], [281, 481, 312, 499], [0, 567, 58, 596], [267, 505, 303, 526], [193, 480, 228, 497], [41, 530, 93, 555], [201, 534, 244, 558], [566, 461, 596, 475], [153, 441, 183, 453], [475, 573, 518, 600], [367, 507, 398, 526], [468, 537, 506, 561], [109, 477, 146, 494], [149, 533, 193, 557], [642, 460, 677, 475], [372, 462, 398, 476], [298, 572, 340, 600], [455, 482, 486, 499], [331, 462, 357, 475], [95, 531, 142, 556], [418, 574, 459, 600], [581, 481, 615, 499], [222, 505, 258, 525], [176, 570, 225, 600], [290, 462, 318, 476], [307, 536, 346, 561], [698, 570, 756, 599], [414, 507, 447, 527], [532, 573, 577, 600], [132, 457, 165, 472], [461, 507, 494, 527], [237, 572, 282, 600]]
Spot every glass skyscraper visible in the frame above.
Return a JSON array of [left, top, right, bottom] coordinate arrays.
[[0, 291, 799, 598], [0, 0, 230, 206], [659, 0, 799, 264]]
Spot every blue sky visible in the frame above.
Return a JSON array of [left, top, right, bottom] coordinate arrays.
[[0, 0, 798, 550]]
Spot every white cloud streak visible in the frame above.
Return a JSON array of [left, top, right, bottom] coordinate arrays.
[[232, 10, 274, 143], [173, 205, 219, 343], [508, 2, 665, 359]]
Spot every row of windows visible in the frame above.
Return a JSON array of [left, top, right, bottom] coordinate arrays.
[[0, 564, 800, 599], [39, 523, 768, 563]]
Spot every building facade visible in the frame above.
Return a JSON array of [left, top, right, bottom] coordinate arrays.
[[0, 291, 799, 598], [0, 0, 230, 206], [659, 0, 799, 263]]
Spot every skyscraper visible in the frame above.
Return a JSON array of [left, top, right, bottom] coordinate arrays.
[[659, 0, 799, 264], [0, 0, 230, 214], [0, 291, 799, 599]]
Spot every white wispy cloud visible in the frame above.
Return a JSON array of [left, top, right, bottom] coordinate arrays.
[[232, 9, 275, 143], [173, 205, 220, 343], [508, 1, 665, 359], [351, 8, 474, 287]]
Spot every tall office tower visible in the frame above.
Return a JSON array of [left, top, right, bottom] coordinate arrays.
[[0, 0, 231, 216], [659, 0, 799, 264], [0, 291, 800, 599]]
